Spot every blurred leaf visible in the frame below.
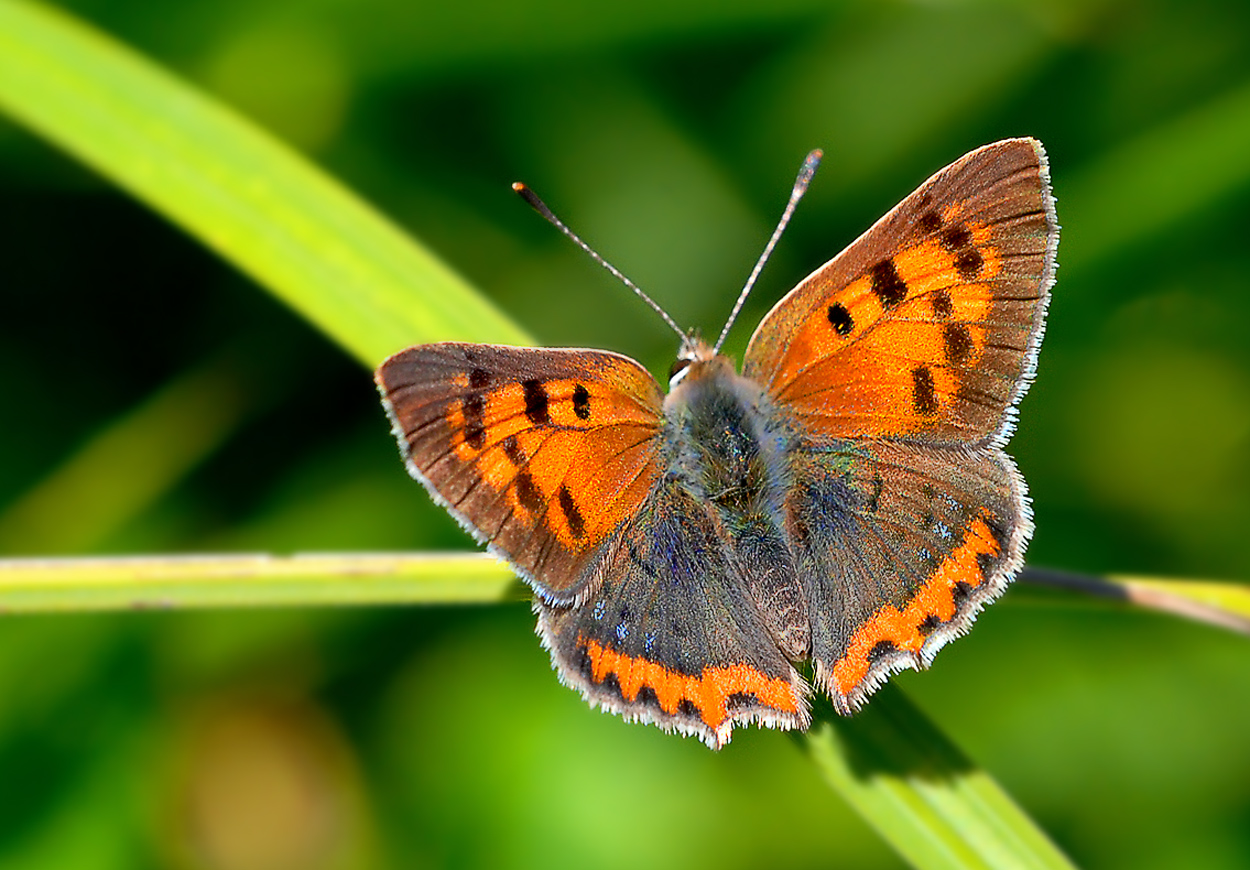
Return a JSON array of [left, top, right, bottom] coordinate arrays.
[[1059, 78, 1250, 273], [805, 685, 1076, 870], [0, 0, 530, 367], [0, 721, 148, 870], [0, 355, 250, 555]]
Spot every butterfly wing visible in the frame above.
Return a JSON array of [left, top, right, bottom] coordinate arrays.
[[376, 342, 666, 604], [745, 138, 1056, 708], [536, 481, 810, 749], [744, 138, 1057, 446], [787, 441, 1027, 711]]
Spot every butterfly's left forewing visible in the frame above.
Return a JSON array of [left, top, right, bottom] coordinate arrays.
[[376, 342, 666, 604], [744, 138, 1056, 447]]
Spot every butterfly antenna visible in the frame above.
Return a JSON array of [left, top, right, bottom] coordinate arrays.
[[712, 148, 822, 354], [513, 182, 687, 342]]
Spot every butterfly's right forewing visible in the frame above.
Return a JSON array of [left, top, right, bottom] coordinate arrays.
[[376, 342, 666, 604]]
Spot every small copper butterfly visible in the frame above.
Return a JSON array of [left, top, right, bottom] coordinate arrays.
[[375, 139, 1058, 748]]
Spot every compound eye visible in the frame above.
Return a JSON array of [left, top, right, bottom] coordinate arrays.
[[668, 358, 692, 383]]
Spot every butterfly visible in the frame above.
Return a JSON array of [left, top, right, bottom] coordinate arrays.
[[375, 138, 1057, 748]]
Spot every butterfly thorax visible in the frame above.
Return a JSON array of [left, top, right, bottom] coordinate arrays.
[[662, 351, 811, 659], [662, 354, 785, 508]]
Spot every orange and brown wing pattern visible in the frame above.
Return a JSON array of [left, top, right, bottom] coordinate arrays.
[[787, 440, 1028, 712], [375, 342, 666, 603], [743, 138, 1057, 446]]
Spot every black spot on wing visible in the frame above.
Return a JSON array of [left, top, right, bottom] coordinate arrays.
[[943, 323, 974, 365], [574, 641, 595, 679], [951, 581, 975, 609], [955, 248, 984, 278], [912, 366, 939, 416], [931, 289, 953, 320], [501, 434, 525, 466], [514, 469, 543, 512], [827, 302, 854, 336], [916, 211, 942, 235], [868, 640, 899, 663], [469, 368, 491, 389], [462, 393, 486, 449], [636, 686, 663, 712], [940, 224, 973, 252], [937, 221, 984, 278], [572, 383, 591, 420], [557, 485, 586, 539], [523, 379, 550, 424], [870, 260, 908, 308]]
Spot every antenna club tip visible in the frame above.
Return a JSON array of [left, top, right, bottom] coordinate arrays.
[[798, 149, 823, 183], [513, 182, 547, 215]]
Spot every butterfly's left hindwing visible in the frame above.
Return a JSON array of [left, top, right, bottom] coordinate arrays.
[[786, 440, 1027, 711], [375, 342, 666, 603]]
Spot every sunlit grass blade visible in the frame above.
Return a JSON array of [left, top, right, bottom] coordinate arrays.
[[1019, 568, 1250, 635], [804, 686, 1076, 870], [0, 552, 524, 612], [0, 0, 531, 368]]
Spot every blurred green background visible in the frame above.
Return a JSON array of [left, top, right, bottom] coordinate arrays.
[[2, 0, 1250, 867]]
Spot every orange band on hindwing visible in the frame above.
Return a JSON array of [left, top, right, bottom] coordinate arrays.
[[832, 511, 1004, 695], [579, 637, 799, 729]]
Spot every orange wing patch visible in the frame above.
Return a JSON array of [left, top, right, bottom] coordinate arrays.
[[769, 218, 1004, 439], [579, 636, 800, 731], [376, 343, 666, 600], [746, 138, 1055, 447], [831, 511, 1003, 696], [441, 372, 661, 548]]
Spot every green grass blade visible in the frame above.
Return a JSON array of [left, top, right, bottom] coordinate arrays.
[[0, 0, 531, 367], [0, 552, 524, 611], [805, 686, 1076, 870], [1019, 569, 1250, 634]]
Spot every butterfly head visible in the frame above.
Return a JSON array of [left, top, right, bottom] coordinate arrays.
[[669, 333, 718, 387]]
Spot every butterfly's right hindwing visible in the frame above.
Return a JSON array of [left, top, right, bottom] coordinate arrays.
[[536, 482, 810, 749]]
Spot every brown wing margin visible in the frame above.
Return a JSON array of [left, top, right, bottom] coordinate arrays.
[[744, 138, 1058, 447], [375, 342, 666, 604]]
